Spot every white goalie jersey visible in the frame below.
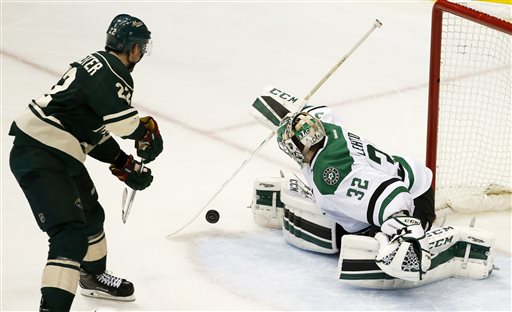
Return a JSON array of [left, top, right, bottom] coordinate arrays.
[[300, 105, 432, 233]]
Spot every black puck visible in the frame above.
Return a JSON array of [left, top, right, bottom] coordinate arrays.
[[205, 209, 220, 224]]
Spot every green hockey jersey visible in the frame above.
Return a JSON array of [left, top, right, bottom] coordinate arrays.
[[10, 51, 144, 172]]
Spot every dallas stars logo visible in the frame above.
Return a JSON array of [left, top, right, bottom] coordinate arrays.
[[322, 167, 340, 185]]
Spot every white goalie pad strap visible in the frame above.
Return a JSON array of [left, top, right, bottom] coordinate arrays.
[[281, 178, 339, 254], [251, 177, 286, 228], [338, 225, 495, 289]]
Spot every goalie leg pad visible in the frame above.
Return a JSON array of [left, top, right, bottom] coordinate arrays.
[[250, 177, 285, 228], [338, 226, 495, 289], [281, 178, 338, 254], [431, 226, 495, 280]]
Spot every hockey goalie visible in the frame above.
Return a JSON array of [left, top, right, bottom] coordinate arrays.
[[249, 87, 496, 289], [251, 176, 495, 289]]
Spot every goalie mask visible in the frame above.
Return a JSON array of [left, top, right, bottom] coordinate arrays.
[[277, 112, 326, 166]]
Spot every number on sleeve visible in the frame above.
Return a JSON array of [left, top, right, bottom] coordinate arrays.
[[35, 67, 77, 107], [367, 144, 394, 165], [346, 177, 369, 200]]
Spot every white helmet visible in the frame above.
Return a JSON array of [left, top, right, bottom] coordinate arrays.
[[276, 112, 326, 165]]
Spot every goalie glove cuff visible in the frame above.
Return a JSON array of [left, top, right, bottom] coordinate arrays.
[[381, 214, 424, 239]]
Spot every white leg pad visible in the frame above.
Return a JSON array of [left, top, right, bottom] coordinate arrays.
[[338, 225, 495, 289], [250, 177, 286, 228], [281, 178, 339, 254]]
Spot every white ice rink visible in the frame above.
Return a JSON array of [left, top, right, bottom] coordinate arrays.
[[1, 0, 511, 310]]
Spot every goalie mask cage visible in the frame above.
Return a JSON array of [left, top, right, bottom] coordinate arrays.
[[427, 0, 512, 213]]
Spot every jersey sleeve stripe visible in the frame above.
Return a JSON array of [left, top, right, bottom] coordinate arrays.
[[29, 103, 65, 129], [393, 156, 415, 190], [104, 114, 140, 137], [378, 186, 409, 224], [103, 107, 138, 124], [366, 178, 401, 225]]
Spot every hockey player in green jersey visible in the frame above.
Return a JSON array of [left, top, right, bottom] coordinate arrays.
[[8, 14, 163, 310], [276, 105, 436, 281]]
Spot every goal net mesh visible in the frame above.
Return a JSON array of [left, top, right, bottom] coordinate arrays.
[[431, 1, 511, 213]]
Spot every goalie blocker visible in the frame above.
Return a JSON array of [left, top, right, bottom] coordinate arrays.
[[250, 176, 496, 289]]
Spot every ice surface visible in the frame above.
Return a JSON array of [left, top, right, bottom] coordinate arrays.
[[1, 1, 510, 311]]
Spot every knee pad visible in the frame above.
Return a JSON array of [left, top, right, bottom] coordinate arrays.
[[47, 222, 88, 262], [74, 167, 99, 211]]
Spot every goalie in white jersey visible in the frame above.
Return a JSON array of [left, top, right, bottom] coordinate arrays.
[[277, 105, 436, 280]]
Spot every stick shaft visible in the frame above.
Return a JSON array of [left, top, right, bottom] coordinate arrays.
[[166, 132, 274, 237], [166, 19, 382, 237], [304, 19, 382, 102]]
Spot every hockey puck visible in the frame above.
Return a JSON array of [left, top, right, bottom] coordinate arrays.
[[205, 209, 220, 224]]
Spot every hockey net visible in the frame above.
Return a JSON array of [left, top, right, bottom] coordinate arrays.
[[427, 0, 512, 214]]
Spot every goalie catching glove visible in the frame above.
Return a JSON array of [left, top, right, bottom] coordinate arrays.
[[375, 214, 431, 281], [135, 116, 163, 163], [110, 154, 153, 190]]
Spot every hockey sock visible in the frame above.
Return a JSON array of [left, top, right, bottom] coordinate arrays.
[[41, 258, 80, 310], [81, 231, 107, 274]]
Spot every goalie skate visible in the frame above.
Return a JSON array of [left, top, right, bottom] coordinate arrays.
[[79, 270, 135, 302]]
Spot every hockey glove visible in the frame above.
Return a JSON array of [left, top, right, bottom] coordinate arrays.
[[375, 214, 431, 281], [135, 116, 163, 163], [110, 155, 153, 190]]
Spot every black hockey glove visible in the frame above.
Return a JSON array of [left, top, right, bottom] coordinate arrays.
[[110, 154, 153, 190], [135, 116, 163, 163]]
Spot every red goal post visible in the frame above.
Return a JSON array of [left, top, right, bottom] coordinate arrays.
[[426, 0, 511, 213]]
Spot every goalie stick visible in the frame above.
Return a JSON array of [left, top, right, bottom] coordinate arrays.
[[166, 19, 383, 238]]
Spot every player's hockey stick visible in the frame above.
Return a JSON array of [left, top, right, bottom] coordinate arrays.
[[121, 159, 145, 224], [166, 19, 383, 238]]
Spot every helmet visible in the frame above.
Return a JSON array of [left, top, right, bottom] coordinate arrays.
[[277, 112, 326, 165], [106, 14, 152, 55]]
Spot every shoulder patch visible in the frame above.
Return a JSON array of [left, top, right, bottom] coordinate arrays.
[[322, 167, 340, 185], [312, 123, 354, 195]]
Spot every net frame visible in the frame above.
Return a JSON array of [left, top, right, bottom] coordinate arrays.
[[426, 0, 512, 212]]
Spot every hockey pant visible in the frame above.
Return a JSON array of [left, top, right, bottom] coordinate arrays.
[[10, 144, 108, 309]]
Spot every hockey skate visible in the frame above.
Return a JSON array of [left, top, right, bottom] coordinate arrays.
[[79, 270, 135, 302]]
